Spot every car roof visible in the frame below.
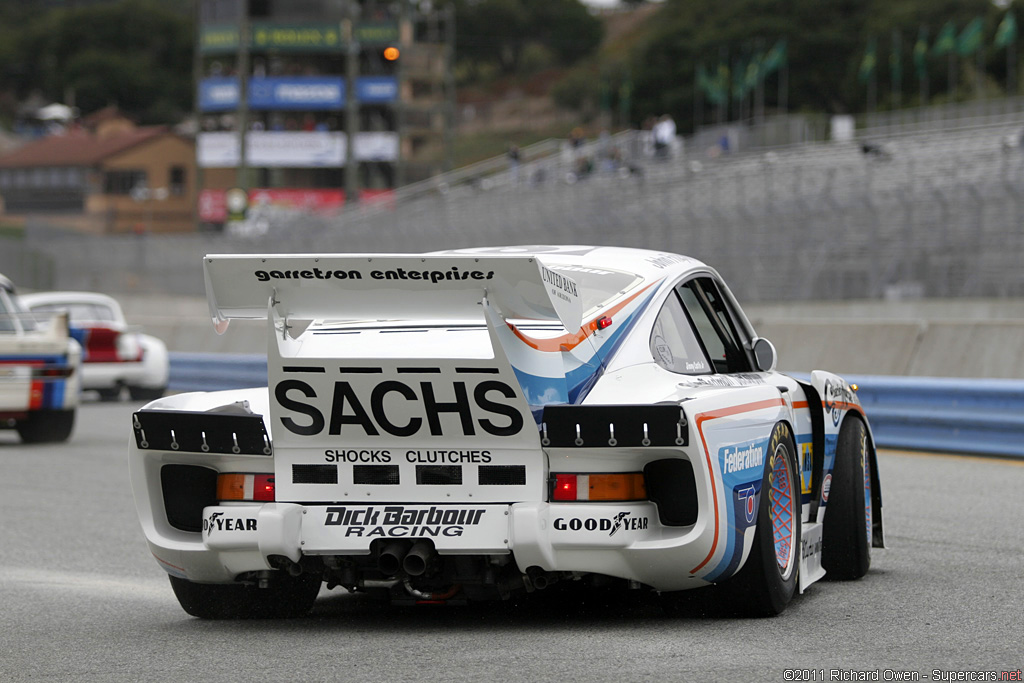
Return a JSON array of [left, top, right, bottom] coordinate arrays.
[[429, 245, 709, 284], [19, 291, 120, 308]]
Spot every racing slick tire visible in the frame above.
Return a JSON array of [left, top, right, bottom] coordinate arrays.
[[821, 416, 872, 581], [16, 409, 75, 444], [128, 385, 166, 402], [169, 572, 322, 620], [96, 387, 123, 402], [727, 421, 801, 617]]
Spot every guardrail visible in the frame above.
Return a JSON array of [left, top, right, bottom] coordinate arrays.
[[167, 354, 1024, 458], [841, 374, 1024, 459]]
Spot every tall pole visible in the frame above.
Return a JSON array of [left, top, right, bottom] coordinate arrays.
[[343, 1, 360, 206], [443, 3, 456, 173], [193, 0, 204, 227], [235, 0, 250, 190]]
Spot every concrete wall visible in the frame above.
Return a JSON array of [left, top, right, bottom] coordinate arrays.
[[119, 294, 1024, 380]]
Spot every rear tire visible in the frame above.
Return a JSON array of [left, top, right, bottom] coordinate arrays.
[[822, 416, 872, 580], [169, 572, 321, 619], [17, 409, 75, 443], [96, 387, 123, 402], [727, 421, 801, 616], [129, 385, 165, 402]]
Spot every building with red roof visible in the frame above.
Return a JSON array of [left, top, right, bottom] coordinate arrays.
[[0, 109, 197, 233]]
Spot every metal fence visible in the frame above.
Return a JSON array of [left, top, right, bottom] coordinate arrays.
[[5, 115, 1024, 303]]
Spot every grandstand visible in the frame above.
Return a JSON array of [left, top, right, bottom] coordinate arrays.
[[6, 100, 1024, 303]]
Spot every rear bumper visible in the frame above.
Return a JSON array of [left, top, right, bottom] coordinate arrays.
[[140, 500, 713, 592], [80, 360, 165, 390]]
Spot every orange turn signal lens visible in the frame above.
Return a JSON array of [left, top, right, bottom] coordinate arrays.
[[217, 473, 275, 501], [588, 473, 647, 501]]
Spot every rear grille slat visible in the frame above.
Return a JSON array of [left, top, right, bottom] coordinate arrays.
[[478, 465, 526, 486], [416, 465, 463, 485], [292, 464, 338, 484], [353, 465, 400, 485]]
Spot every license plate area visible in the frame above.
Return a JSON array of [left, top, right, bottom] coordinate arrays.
[[301, 504, 511, 554]]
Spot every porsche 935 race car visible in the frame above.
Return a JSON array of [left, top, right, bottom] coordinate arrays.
[[128, 246, 884, 618], [0, 274, 80, 443], [21, 291, 169, 402]]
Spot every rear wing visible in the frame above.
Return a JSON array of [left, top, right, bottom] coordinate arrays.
[[0, 311, 71, 352], [203, 253, 588, 333]]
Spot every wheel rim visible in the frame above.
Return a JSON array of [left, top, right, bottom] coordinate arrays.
[[770, 444, 795, 576], [863, 441, 873, 546]]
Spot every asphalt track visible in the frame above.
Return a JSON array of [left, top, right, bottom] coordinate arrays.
[[1, 399, 1021, 683]]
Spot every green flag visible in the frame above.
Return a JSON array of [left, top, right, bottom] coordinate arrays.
[[859, 38, 877, 84], [957, 17, 984, 56], [711, 61, 729, 105], [732, 56, 748, 100], [762, 39, 787, 76], [744, 52, 763, 91], [932, 21, 956, 55], [914, 26, 929, 80], [697, 62, 711, 97], [995, 12, 1017, 49], [890, 31, 902, 84]]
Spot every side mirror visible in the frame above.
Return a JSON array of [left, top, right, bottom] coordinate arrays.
[[751, 337, 777, 373]]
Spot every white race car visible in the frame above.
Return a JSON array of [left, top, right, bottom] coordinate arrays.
[[0, 274, 80, 443], [128, 246, 884, 619], [21, 291, 168, 401]]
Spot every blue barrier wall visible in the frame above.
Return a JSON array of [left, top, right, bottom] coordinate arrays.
[[167, 354, 1024, 458]]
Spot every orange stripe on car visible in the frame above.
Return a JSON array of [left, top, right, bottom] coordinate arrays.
[[508, 281, 660, 353]]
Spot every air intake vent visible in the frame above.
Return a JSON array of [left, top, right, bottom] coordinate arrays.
[[353, 465, 400, 485], [416, 465, 462, 485], [161, 464, 217, 532], [292, 464, 338, 484], [478, 465, 526, 486]]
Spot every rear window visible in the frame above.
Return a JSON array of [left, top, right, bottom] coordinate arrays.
[[29, 302, 117, 324]]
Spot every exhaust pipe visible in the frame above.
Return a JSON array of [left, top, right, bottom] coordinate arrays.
[[402, 540, 438, 577], [377, 540, 410, 576], [527, 566, 555, 590]]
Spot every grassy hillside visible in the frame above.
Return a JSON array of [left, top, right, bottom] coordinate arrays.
[[451, 4, 662, 167]]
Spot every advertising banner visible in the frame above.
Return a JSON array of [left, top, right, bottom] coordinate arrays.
[[201, 21, 398, 54], [199, 76, 397, 111], [198, 131, 398, 167], [199, 188, 394, 222]]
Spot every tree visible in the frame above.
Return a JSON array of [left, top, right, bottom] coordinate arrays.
[[453, 0, 603, 77], [1, 0, 192, 124]]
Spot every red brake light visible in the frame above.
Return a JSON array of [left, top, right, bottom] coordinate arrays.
[[254, 474, 275, 501], [596, 316, 613, 330], [553, 474, 578, 501]]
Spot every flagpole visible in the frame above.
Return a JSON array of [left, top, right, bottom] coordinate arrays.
[[1011, 41, 1017, 95], [948, 53, 956, 100], [891, 30, 901, 110], [694, 64, 703, 132]]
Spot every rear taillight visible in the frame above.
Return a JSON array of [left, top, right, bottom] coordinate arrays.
[[550, 473, 647, 502], [217, 473, 275, 502], [82, 327, 142, 362], [31, 365, 74, 379]]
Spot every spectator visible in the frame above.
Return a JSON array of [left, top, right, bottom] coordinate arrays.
[[653, 114, 676, 159], [507, 143, 521, 184]]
